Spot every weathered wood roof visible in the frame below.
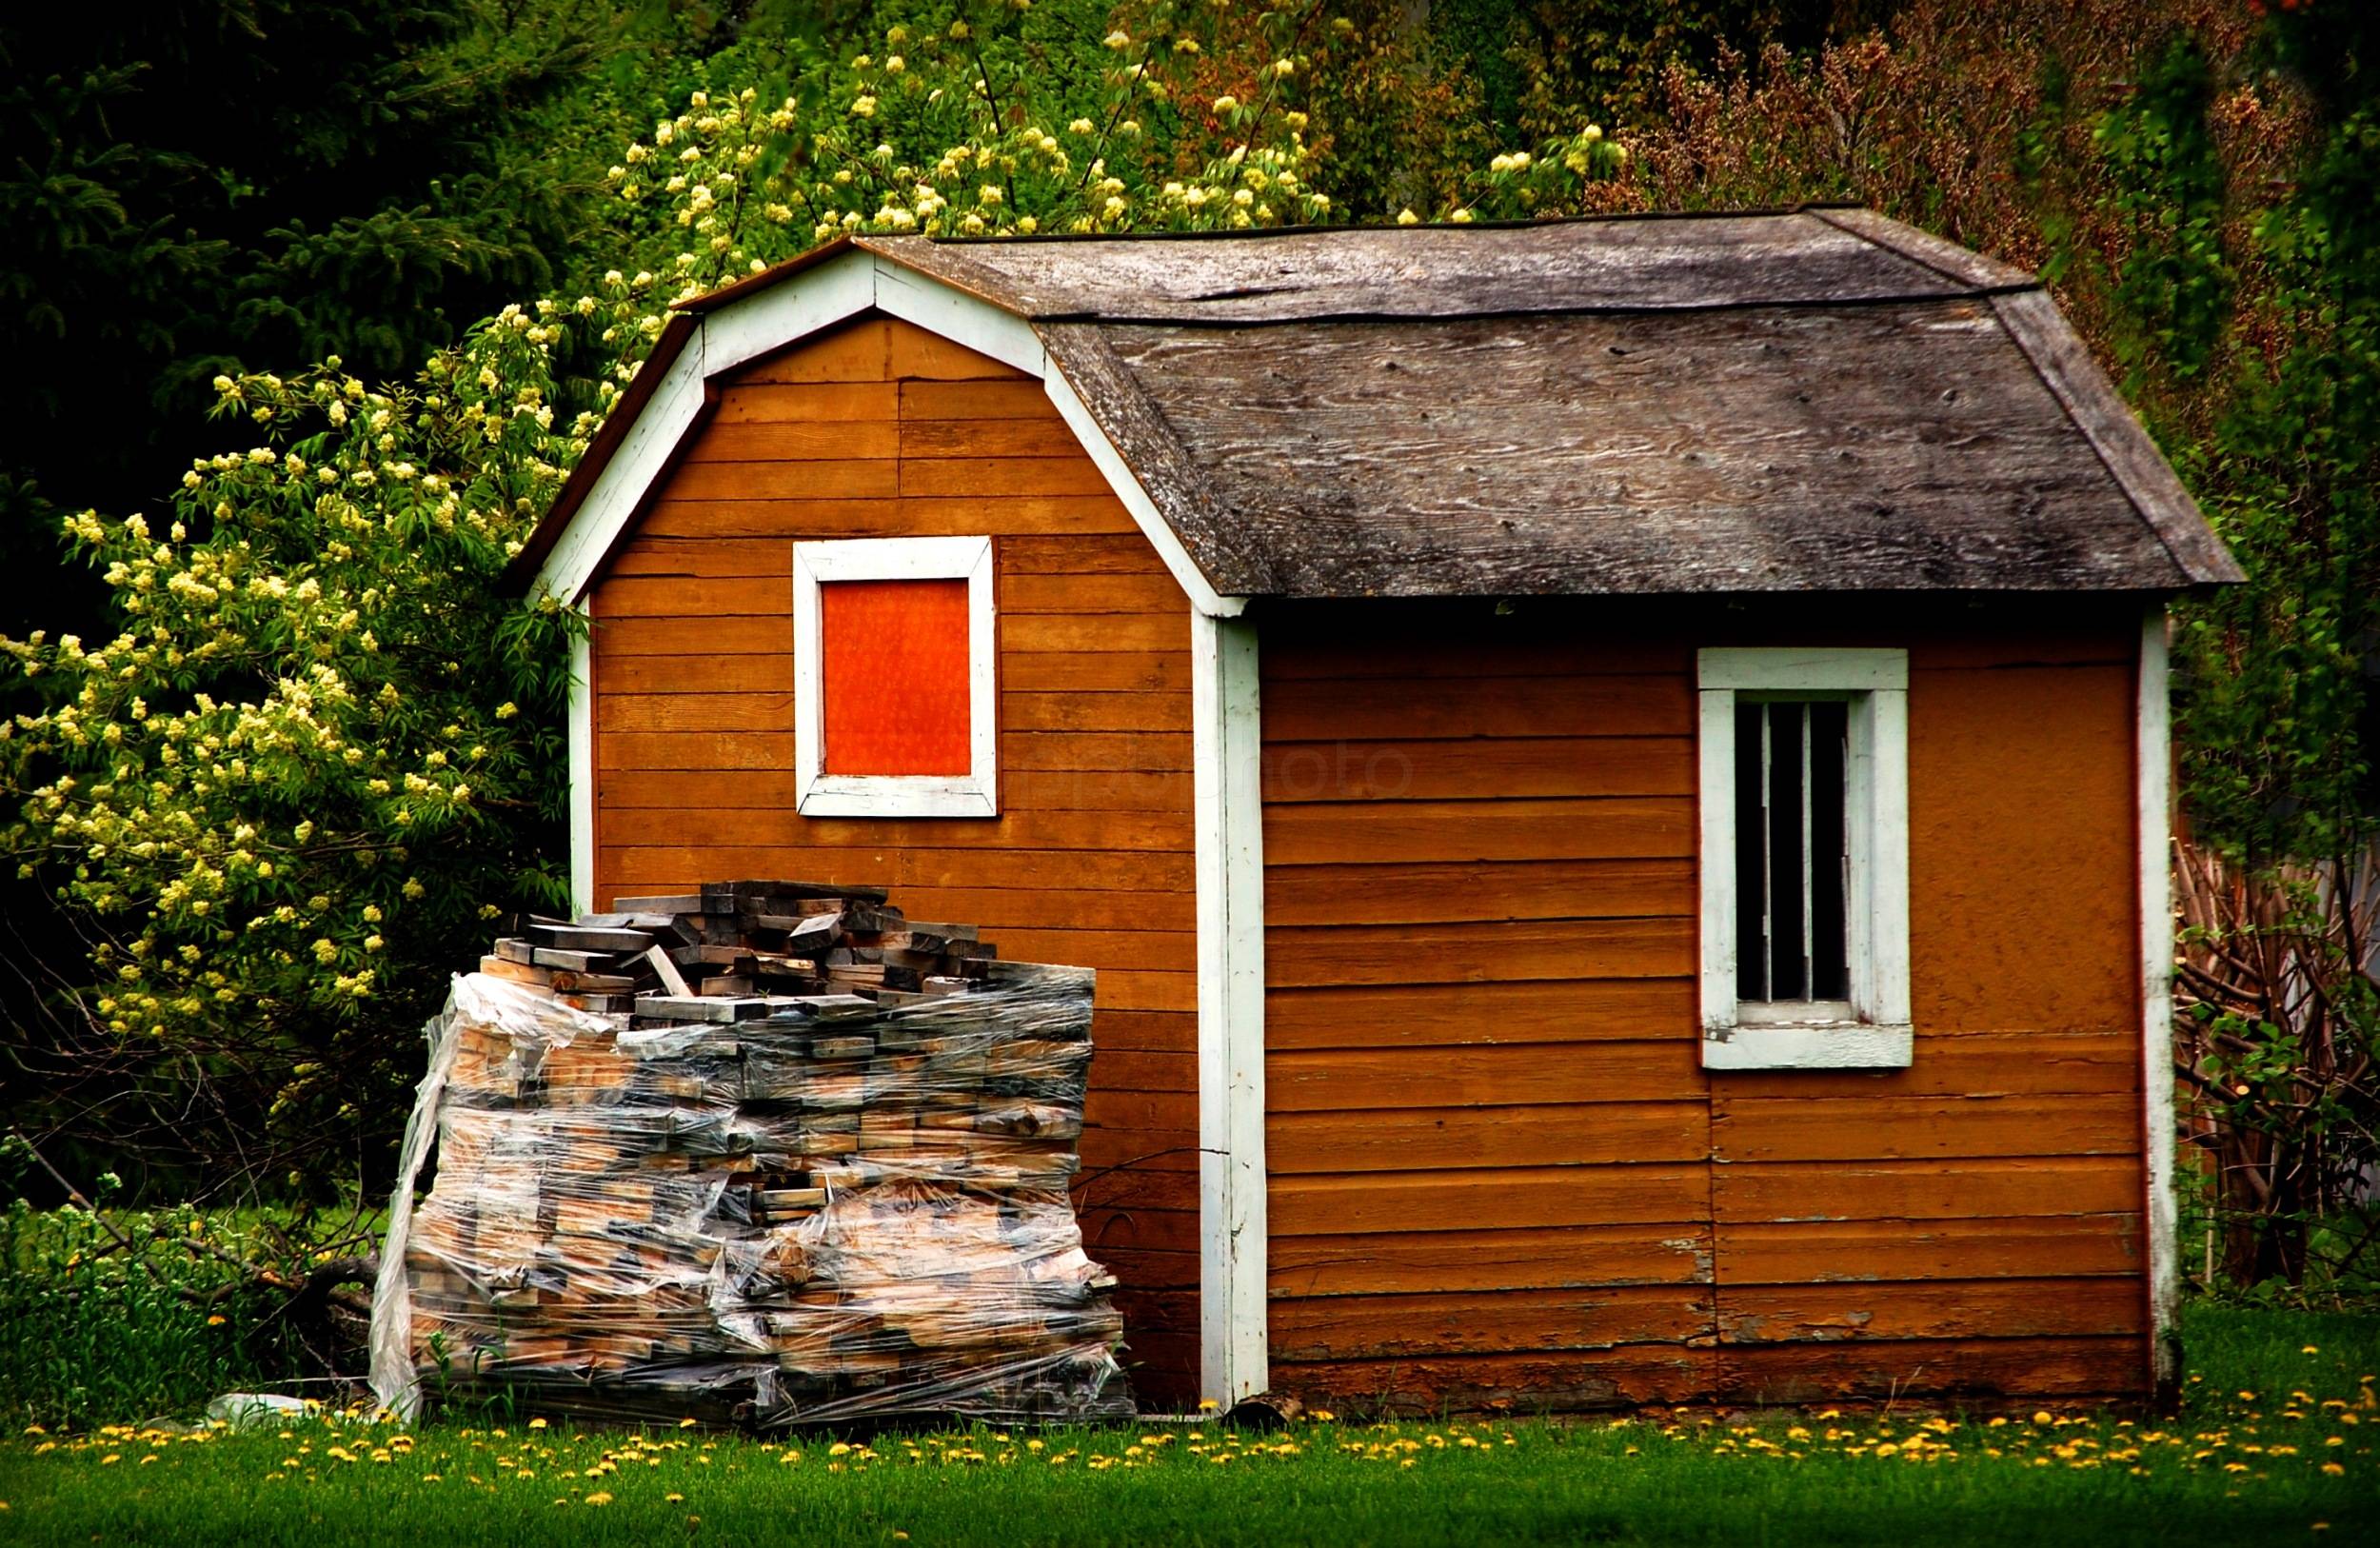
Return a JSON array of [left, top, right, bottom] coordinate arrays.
[[516, 208, 2240, 599]]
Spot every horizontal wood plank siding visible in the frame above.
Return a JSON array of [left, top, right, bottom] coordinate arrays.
[[1259, 604, 1715, 1410], [585, 313, 1200, 1404], [1260, 600, 2151, 1411]]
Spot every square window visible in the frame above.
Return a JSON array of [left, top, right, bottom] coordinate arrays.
[[821, 578, 973, 776], [1698, 648, 1910, 1069], [793, 537, 996, 817]]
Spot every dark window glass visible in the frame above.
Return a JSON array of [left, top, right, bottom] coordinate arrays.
[[1734, 699, 1852, 1004], [1766, 702, 1807, 1000], [1733, 702, 1767, 1002], [1808, 701, 1849, 999]]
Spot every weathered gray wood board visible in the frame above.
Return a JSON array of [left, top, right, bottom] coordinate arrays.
[[1085, 302, 2194, 596], [872, 211, 1973, 323], [518, 208, 2241, 602]]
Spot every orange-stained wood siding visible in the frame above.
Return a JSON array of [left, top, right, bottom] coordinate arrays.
[[585, 313, 1200, 1403], [1259, 600, 2150, 1412]]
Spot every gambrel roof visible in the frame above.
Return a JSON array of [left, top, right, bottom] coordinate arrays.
[[512, 208, 2241, 607]]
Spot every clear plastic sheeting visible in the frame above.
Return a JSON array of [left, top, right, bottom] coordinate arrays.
[[369, 963, 1132, 1428]]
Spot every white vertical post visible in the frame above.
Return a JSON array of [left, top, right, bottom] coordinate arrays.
[[567, 629, 595, 917], [2138, 604, 2181, 1399], [1194, 611, 1268, 1405]]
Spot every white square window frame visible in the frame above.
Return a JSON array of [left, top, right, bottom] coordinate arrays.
[[791, 535, 998, 819], [1696, 647, 1912, 1070]]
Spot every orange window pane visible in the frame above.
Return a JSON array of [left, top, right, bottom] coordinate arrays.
[[819, 577, 973, 775]]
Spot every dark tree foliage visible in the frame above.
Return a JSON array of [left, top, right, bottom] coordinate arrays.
[[0, 2, 620, 636]]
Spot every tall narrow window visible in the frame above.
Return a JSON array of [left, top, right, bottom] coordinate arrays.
[[793, 536, 997, 818], [1734, 700, 1850, 1007], [1698, 649, 1910, 1069]]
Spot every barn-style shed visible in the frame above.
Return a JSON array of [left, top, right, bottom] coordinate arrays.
[[509, 208, 2242, 1414]]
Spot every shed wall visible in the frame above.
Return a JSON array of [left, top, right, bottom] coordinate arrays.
[[1259, 600, 2150, 1409], [585, 313, 1200, 1402]]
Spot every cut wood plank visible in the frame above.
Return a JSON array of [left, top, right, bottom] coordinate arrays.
[[1264, 674, 1694, 741], [1003, 651, 1190, 693], [1268, 1224, 1714, 1298], [1270, 1284, 1716, 1362], [901, 418, 1085, 460], [898, 379, 1057, 419], [1265, 917, 1693, 987], [1703, 1031, 2138, 1099], [660, 458, 902, 505], [997, 570, 1188, 616], [1714, 1216, 2145, 1285], [1263, 797, 1694, 865], [1265, 859, 1695, 926], [1264, 979, 1694, 1049], [605, 805, 1195, 854], [1003, 690, 1192, 734], [636, 494, 1140, 542], [898, 457, 1112, 498], [1272, 1349, 1716, 1414], [712, 382, 900, 423], [1270, 1164, 1710, 1236], [596, 655, 792, 695], [1264, 623, 1693, 681], [1714, 1158, 2143, 1221], [1713, 1336, 2151, 1403], [599, 768, 1193, 815], [1712, 1093, 2140, 1163], [684, 420, 900, 462], [1267, 1040, 1700, 1111], [1261, 737, 1693, 803], [1716, 1276, 2146, 1343], [644, 944, 692, 998], [1267, 1101, 1707, 1174], [605, 845, 1194, 894]]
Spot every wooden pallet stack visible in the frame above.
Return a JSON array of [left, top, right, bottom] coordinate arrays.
[[402, 881, 1134, 1427]]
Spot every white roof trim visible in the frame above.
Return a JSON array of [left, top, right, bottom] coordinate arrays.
[[527, 248, 1244, 618]]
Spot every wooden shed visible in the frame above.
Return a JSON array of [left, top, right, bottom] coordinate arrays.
[[509, 208, 2242, 1414]]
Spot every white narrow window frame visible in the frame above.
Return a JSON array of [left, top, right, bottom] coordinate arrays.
[[1697, 647, 1912, 1070], [791, 535, 997, 818], [2138, 605, 2181, 1399]]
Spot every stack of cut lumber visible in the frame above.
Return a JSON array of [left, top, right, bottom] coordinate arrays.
[[401, 881, 1133, 1427]]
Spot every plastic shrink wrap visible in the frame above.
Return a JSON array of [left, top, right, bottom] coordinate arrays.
[[368, 903, 1132, 1429]]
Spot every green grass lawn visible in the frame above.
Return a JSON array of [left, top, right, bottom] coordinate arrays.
[[0, 1307, 2371, 1546]]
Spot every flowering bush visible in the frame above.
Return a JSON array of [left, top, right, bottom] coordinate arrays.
[[0, 1, 1638, 1192], [0, 299, 619, 1172]]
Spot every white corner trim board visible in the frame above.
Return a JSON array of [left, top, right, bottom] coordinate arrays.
[[790, 536, 998, 819], [2139, 605, 2181, 1397], [1194, 612, 1268, 1405], [567, 630, 595, 916], [1696, 646, 1912, 1070], [526, 247, 1242, 620]]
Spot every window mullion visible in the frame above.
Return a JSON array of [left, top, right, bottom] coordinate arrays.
[[1759, 705, 1774, 1003], [1800, 705, 1815, 1005]]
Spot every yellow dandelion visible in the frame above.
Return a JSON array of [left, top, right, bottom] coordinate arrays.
[[528, 1418, 547, 1430], [585, 1492, 613, 1506], [680, 1418, 699, 1430], [666, 1493, 684, 1503]]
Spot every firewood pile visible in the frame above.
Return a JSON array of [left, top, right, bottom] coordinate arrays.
[[369, 881, 1134, 1428]]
